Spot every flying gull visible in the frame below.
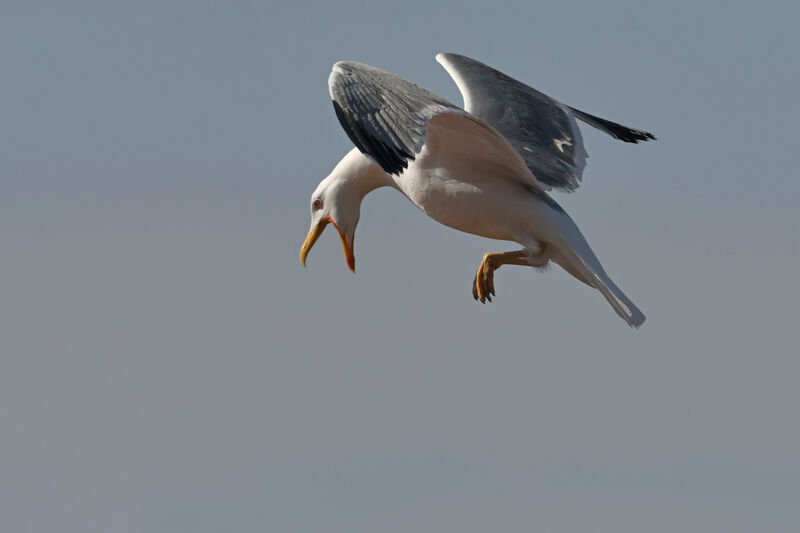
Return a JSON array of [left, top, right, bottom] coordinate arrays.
[[300, 53, 655, 327]]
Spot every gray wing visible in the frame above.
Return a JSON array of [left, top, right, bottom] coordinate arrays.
[[436, 53, 655, 192], [328, 61, 468, 175]]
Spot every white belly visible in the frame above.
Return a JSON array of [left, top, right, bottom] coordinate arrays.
[[387, 113, 561, 248], [392, 168, 524, 241]]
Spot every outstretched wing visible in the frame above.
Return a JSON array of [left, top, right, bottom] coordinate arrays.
[[328, 61, 469, 175], [436, 53, 655, 192]]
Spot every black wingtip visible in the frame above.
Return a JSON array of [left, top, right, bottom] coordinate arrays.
[[591, 118, 657, 144], [569, 107, 657, 144], [332, 100, 413, 175], [624, 130, 657, 144]]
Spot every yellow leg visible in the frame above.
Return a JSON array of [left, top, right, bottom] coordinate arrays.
[[473, 250, 540, 303], [472, 250, 529, 303]]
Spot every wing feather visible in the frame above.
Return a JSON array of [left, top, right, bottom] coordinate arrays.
[[568, 107, 656, 143], [329, 61, 467, 175], [436, 53, 655, 192]]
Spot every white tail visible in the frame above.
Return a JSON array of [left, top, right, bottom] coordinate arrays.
[[573, 253, 646, 328], [548, 209, 646, 328]]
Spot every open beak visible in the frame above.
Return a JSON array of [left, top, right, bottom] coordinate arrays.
[[300, 217, 355, 273]]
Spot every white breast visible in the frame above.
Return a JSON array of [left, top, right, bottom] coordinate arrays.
[[391, 113, 549, 243]]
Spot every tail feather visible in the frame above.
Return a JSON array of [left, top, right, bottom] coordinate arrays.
[[573, 254, 646, 328], [547, 207, 646, 328]]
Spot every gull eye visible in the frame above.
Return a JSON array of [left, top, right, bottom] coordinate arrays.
[[312, 199, 323, 210]]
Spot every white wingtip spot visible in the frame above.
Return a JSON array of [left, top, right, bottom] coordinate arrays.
[[554, 138, 572, 153]]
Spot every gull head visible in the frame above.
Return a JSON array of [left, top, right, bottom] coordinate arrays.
[[300, 150, 388, 273]]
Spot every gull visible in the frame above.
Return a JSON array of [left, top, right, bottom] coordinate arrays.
[[300, 53, 655, 327]]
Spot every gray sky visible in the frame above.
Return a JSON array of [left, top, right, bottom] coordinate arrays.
[[2, 1, 799, 532]]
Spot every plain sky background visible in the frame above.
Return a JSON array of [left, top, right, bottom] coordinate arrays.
[[2, 1, 799, 532]]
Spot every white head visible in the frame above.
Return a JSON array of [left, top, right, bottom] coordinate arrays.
[[300, 149, 389, 272]]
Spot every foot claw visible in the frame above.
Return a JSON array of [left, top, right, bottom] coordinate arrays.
[[469, 250, 533, 303], [472, 256, 496, 304]]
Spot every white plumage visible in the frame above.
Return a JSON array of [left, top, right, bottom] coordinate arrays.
[[300, 53, 655, 327]]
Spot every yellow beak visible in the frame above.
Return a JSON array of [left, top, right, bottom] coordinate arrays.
[[300, 217, 355, 273]]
